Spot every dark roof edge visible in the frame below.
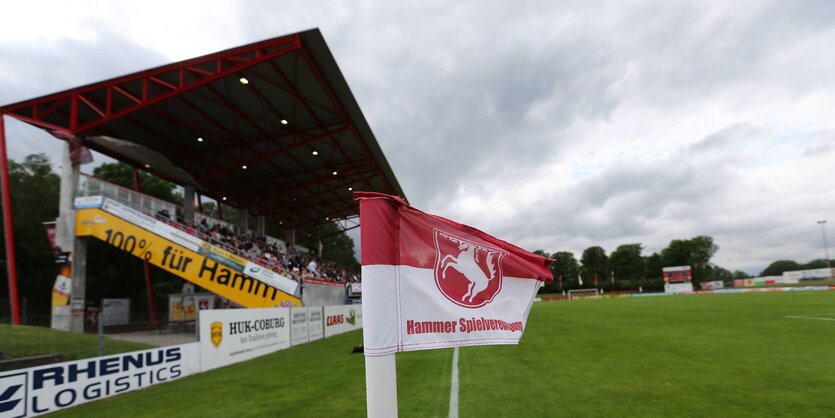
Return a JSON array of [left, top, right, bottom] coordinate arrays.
[[298, 29, 407, 202]]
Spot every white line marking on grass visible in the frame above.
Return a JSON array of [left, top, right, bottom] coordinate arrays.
[[785, 314, 835, 321], [449, 347, 459, 418]]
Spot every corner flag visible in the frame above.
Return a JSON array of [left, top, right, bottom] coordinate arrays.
[[356, 192, 554, 417], [357, 192, 554, 354]]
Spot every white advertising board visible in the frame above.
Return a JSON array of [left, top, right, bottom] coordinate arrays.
[[243, 262, 300, 296], [700, 280, 724, 290], [323, 305, 363, 337], [199, 308, 290, 371], [664, 282, 694, 294], [101, 199, 202, 251], [308, 307, 324, 342], [72, 196, 103, 209], [100, 298, 130, 326], [290, 307, 309, 346], [0, 343, 199, 417], [783, 268, 834, 281]]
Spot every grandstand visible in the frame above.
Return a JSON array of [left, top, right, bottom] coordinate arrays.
[[0, 28, 405, 330]]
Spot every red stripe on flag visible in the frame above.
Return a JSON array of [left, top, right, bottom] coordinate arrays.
[[355, 192, 553, 282]]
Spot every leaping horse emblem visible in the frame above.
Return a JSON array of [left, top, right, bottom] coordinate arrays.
[[434, 229, 505, 308]]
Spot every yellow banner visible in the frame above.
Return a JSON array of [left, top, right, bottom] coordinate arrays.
[[76, 208, 300, 308]]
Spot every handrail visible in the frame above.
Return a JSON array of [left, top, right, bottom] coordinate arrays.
[[74, 174, 341, 282]]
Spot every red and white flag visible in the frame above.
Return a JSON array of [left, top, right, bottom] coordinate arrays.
[[356, 192, 554, 356]]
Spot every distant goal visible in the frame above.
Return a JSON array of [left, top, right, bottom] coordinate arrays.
[[568, 289, 601, 300]]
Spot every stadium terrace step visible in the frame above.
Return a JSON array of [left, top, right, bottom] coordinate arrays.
[[75, 198, 301, 309]]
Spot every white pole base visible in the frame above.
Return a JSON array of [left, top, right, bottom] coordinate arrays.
[[365, 353, 398, 418]]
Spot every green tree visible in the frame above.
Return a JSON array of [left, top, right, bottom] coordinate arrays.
[[640, 252, 666, 290], [93, 162, 180, 203], [295, 222, 359, 272], [801, 259, 831, 270], [660, 236, 718, 286], [550, 251, 580, 290], [580, 246, 609, 288], [732, 270, 749, 279], [645, 252, 664, 279], [610, 243, 646, 284], [711, 266, 733, 281], [760, 260, 801, 276], [0, 154, 60, 319]]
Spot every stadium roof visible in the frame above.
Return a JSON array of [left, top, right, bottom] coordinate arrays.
[[0, 28, 405, 229]]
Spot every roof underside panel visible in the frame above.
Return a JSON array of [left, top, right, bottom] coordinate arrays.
[[0, 29, 405, 229]]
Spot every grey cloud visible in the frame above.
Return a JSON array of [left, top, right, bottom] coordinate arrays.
[[1, 24, 169, 163]]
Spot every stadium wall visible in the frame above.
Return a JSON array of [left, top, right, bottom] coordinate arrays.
[[302, 280, 346, 306]]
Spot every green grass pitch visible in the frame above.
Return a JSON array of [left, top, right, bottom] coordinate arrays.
[[51, 291, 835, 417]]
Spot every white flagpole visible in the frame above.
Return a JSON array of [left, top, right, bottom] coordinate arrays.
[[365, 353, 398, 417]]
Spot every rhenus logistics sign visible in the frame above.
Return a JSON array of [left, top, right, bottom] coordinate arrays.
[[0, 344, 199, 418]]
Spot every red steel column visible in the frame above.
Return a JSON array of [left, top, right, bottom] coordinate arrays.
[[133, 169, 157, 324], [0, 115, 20, 325]]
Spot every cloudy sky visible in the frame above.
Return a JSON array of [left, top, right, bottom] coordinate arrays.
[[1, 0, 834, 274]]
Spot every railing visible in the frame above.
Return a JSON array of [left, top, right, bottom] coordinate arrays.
[[76, 174, 303, 280], [78, 174, 179, 224]]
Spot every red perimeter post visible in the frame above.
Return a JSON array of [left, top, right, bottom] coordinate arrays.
[[133, 169, 157, 324], [0, 115, 21, 324]]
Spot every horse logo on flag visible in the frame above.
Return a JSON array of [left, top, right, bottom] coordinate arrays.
[[433, 229, 506, 308]]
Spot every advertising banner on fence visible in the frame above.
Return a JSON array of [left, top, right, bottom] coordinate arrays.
[[197, 243, 247, 272], [783, 267, 835, 281], [290, 307, 309, 346], [243, 262, 300, 297], [0, 343, 199, 418], [700, 280, 724, 290], [72, 195, 102, 209], [101, 199, 202, 252], [50, 252, 72, 307], [198, 308, 291, 371], [323, 305, 363, 338], [100, 299, 130, 326], [308, 307, 324, 342], [76, 207, 300, 308], [664, 282, 694, 293]]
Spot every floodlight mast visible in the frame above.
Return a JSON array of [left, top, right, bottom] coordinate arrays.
[[817, 220, 832, 280]]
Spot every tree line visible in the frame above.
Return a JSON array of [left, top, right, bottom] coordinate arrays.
[[535, 237, 832, 294]]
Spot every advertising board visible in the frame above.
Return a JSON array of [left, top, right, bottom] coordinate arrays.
[[662, 266, 692, 283], [323, 305, 363, 337], [100, 299, 130, 326], [0, 343, 199, 418], [72, 196, 103, 209], [198, 308, 291, 371], [700, 280, 724, 290], [290, 307, 309, 346], [243, 262, 299, 296], [664, 282, 694, 294], [76, 208, 300, 308], [308, 307, 324, 342]]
